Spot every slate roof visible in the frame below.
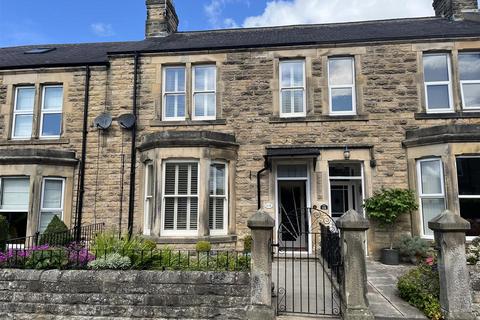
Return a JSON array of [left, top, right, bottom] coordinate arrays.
[[1, 17, 480, 70]]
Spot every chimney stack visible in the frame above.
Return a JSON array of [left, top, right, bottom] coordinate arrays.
[[145, 0, 179, 38], [433, 0, 478, 20]]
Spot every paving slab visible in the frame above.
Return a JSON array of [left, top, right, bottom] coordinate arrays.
[[367, 259, 427, 320]]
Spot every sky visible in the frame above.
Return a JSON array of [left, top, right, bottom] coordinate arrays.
[[0, 0, 435, 48]]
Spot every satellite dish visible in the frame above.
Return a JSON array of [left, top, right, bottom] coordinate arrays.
[[93, 113, 113, 130], [118, 113, 136, 129]]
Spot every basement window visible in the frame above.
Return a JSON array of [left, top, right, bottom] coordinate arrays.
[[24, 48, 56, 54]]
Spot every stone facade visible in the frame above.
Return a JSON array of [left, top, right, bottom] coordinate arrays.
[[0, 269, 251, 319], [0, 2, 480, 256], [470, 265, 480, 319]]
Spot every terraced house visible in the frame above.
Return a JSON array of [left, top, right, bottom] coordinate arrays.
[[1, 0, 480, 255]]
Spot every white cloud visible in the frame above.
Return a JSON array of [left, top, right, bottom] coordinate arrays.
[[243, 0, 435, 28], [90, 23, 115, 37], [204, 0, 240, 29]]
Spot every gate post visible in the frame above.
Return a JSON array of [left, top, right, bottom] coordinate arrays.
[[336, 209, 374, 320], [247, 209, 275, 320], [428, 210, 475, 320]]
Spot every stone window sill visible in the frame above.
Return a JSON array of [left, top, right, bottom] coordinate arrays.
[[415, 111, 480, 120], [150, 119, 227, 127], [269, 114, 369, 123], [0, 138, 70, 146], [146, 235, 237, 245]]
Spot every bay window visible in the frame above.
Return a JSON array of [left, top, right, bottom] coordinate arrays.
[[417, 158, 446, 237], [39, 178, 65, 233], [209, 163, 228, 234], [456, 157, 480, 237], [12, 87, 35, 139], [163, 66, 186, 121], [328, 57, 356, 115], [193, 65, 216, 120], [459, 53, 480, 110], [423, 53, 454, 113], [162, 162, 199, 235], [40, 86, 63, 138], [280, 60, 306, 117], [0, 177, 30, 238]]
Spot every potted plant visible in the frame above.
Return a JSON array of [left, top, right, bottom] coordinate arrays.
[[364, 188, 418, 265], [397, 235, 430, 264]]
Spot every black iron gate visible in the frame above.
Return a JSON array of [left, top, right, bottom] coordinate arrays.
[[273, 207, 343, 317]]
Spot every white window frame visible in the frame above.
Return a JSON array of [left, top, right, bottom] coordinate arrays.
[[279, 60, 306, 118], [39, 177, 65, 233], [39, 85, 63, 139], [163, 66, 187, 121], [459, 53, 480, 110], [423, 53, 454, 113], [328, 57, 357, 116], [416, 158, 446, 238], [144, 162, 154, 236], [455, 155, 480, 240], [161, 160, 199, 237], [12, 86, 35, 140], [192, 65, 217, 121], [209, 161, 228, 236], [0, 176, 30, 213]]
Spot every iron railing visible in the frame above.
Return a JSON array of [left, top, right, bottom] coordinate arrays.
[[5, 223, 105, 251], [320, 224, 343, 284], [0, 248, 251, 271]]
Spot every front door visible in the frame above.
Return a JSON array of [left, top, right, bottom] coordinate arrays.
[[276, 163, 310, 252]]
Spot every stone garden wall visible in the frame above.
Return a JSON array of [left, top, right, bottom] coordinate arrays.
[[470, 265, 480, 319], [0, 269, 251, 319]]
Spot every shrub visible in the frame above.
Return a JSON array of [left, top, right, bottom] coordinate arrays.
[[398, 235, 431, 263], [195, 241, 212, 253], [0, 216, 9, 252], [364, 189, 418, 249], [243, 235, 252, 253], [467, 237, 480, 265], [88, 253, 131, 270], [143, 239, 157, 251], [25, 247, 69, 270], [397, 264, 443, 320], [39, 216, 72, 246]]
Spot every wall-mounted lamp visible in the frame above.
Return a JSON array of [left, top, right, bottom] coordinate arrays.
[[344, 146, 351, 160]]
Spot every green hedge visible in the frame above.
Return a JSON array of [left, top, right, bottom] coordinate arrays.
[[397, 264, 443, 320]]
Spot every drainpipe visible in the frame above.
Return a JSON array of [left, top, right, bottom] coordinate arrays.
[[75, 65, 91, 241], [257, 158, 269, 210], [127, 52, 140, 237]]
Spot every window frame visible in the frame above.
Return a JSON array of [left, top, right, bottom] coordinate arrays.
[[459, 52, 480, 110], [209, 161, 228, 236], [279, 59, 307, 118], [143, 162, 154, 236], [192, 65, 217, 121], [455, 155, 480, 239], [12, 86, 35, 140], [39, 85, 63, 139], [39, 177, 65, 233], [328, 57, 357, 116], [161, 160, 200, 237], [162, 66, 187, 121], [0, 176, 30, 213], [416, 158, 446, 238], [423, 53, 454, 114]]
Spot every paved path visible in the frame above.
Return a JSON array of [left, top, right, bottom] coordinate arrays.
[[367, 259, 427, 320]]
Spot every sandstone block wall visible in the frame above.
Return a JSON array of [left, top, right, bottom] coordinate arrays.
[[470, 265, 480, 319], [0, 269, 251, 319]]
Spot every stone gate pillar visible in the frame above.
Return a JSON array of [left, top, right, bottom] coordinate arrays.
[[247, 209, 275, 320], [336, 209, 374, 320], [429, 210, 475, 320]]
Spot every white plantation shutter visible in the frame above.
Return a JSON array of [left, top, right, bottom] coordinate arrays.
[[209, 163, 227, 234], [163, 162, 199, 234], [0, 178, 30, 211]]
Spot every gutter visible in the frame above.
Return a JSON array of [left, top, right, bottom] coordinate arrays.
[[75, 65, 91, 241], [257, 158, 270, 211], [127, 52, 140, 237]]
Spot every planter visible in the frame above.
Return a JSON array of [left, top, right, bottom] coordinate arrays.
[[381, 248, 400, 265]]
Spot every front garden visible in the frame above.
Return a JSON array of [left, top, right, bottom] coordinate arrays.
[[0, 216, 251, 272]]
